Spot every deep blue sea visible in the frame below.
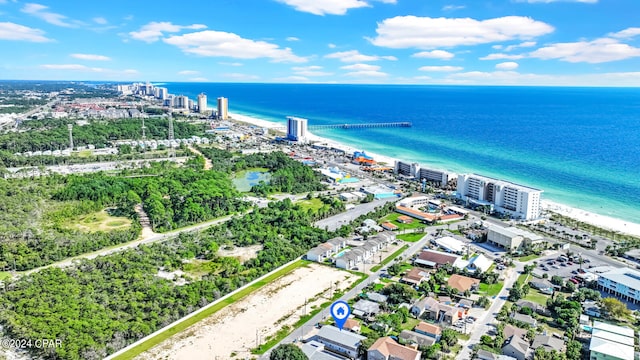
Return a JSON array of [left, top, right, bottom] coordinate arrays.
[[164, 83, 640, 224]]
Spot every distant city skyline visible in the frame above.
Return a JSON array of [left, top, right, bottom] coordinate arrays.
[[1, 0, 639, 86]]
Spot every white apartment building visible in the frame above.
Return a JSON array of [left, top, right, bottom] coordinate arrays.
[[286, 116, 308, 142], [456, 174, 542, 220], [393, 160, 452, 187], [598, 267, 640, 304], [197, 93, 207, 113], [217, 97, 228, 119]]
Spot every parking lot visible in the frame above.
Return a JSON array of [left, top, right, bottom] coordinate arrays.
[[532, 251, 604, 280]]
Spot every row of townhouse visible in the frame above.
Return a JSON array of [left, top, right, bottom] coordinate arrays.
[[336, 233, 396, 270], [306, 237, 348, 262]]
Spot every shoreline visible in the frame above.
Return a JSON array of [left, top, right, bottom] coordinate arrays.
[[229, 112, 640, 238]]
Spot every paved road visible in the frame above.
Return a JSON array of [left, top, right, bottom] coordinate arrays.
[[314, 197, 400, 231], [456, 261, 524, 360], [259, 235, 432, 359]]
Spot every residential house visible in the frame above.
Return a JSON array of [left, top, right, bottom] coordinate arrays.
[[410, 297, 438, 318], [335, 248, 364, 270], [415, 250, 461, 269], [366, 292, 389, 303], [344, 318, 361, 333], [456, 254, 493, 274], [401, 267, 430, 286], [399, 330, 436, 348], [532, 334, 565, 353], [529, 279, 555, 295], [353, 299, 381, 318], [447, 274, 480, 293], [326, 237, 347, 252], [368, 336, 421, 360], [502, 335, 530, 360], [307, 243, 334, 262], [301, 341, 347, 360], [359, 219, 383, 233], [413, 322, 442, 341], [511, 313, 537, 327], [381, 222, 399, 231], [582, 300, 601, 318], [503, 325, 527, 340], [420, 299, 462, 325], [397, 215, 414, 224], [476, 350, 517, 360], [313, 325, 366, 359], [515, 299, 546, 315], [589, 321, 635, 360]]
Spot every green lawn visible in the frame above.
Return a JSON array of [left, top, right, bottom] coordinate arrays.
[[379, 213, 426, 231], [523, 290, 550, 305], [396, 233, 425, 242], [516, 273, 530, 287], [518, 254, 540, 262], [401, 318, 421, 331], [63, 209, 132, 233], [297, 198, 324, 212], [478, 282, 504, 297], [113, 260, 308, 360], [0, 272, 11, 281], [371, 245, 409, 272]]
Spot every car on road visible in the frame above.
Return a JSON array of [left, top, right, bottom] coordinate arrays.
[[541, 266, 549, 271], [571, 270, 578, 274], [567, 262, 573, 265], [560, 263, 567, 267], [552, 265, 559, 269], [584, 258, 591, 262]]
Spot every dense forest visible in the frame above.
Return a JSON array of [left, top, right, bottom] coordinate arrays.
[[0, 117, 204, 153], [0, 199, 334, 360]]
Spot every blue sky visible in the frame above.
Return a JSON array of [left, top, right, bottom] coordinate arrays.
[[1, 0, 639, 86]]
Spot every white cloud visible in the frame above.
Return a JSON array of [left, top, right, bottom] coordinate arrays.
[[130, 21, 207, 43], [41, 64, 96, 71], [344, 70, 388, 78], [292, 65, 333, 76], [418, 65, 463, 72], [328, 43, 336, 48], [609, 27, 640, 39], [492, 45, 503, 50], [0, 22, 51, 42], [222, 73, 260, 80], [369, 15, 554, 49], [93, 17, 108, 25], [21, 3, 77, 28], [70, 53, 111, 61], [479, 53, 525, 60], [529, 38, 640, 63], [504, 41, 536, 52], [276, 0, 370, 15], [286, 36, 300, 41], [373, 0, 397, 3], [40, 64, 139, 77], [340, 63, 380, 71], [189, 77, 208, 82], [442, 5, 466, 11], [218, 62, 243, 66], [164, 30, 307, 63], [411, 50, 455, 60], [325, 50, 397, 62], [495, 61, 519, 70], [177, 70, 199, 75]]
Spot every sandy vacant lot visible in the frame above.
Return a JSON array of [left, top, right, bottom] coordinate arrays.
[[137, 263, 359, 360]]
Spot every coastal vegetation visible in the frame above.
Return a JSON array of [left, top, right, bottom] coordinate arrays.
[[0, 199, 337, 360]]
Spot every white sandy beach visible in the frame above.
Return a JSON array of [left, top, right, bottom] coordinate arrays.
[[230, 112, 640, 237]]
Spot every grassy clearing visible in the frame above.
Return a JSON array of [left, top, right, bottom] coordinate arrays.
[[64, 209, 132, 233], [478, 282, 504, 297], [516, 273, 530, 287], [524, 290, 550, 305], [371, 245, 409, 272], [297, 198, 324, 212], [0, 272, 11, 281], [380, 213, 426, 231], [400, 318, 421, 331], [396, 233, 425, 242], [112, 260, 308, 360], [518, 254, 540, 262]]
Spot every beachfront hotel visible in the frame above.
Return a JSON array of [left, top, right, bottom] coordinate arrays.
[[217, 97, 228, 120], [456, 174, 542, 220], [286, 116, 308, 142], [597, 267, 640, 304], [394, 160, 452, 188]]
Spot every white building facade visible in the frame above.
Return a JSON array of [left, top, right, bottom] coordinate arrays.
[[456, 174, 542, 220], [286, 116, 308, 142]]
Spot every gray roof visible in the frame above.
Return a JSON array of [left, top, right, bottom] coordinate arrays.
[[353, 299, 381, 314], [366, 292, 388, 303], [302, 341, 346, 360], [316, 325, 366, 349], [399, 330, 436, 347], [503, 335, 530, 354], [532, 334, 564, 352], [512, 313, 536, 325], [599, 267, 640, 292], [327, 237, 346, 246], [515, 299, 542, 310]]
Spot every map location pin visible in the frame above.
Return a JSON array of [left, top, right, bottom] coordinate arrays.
[[330, 300, 351, 330]]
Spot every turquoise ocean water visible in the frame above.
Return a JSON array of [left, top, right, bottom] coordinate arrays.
[[165, 83, 640, 224]]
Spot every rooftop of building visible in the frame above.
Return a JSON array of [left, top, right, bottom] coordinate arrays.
[[316, 325, 366, 348], [368, 336, 421, 360], [589, 336, 635, 360], [592, 321, 635, 338], [598, 268, 640, 293]]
